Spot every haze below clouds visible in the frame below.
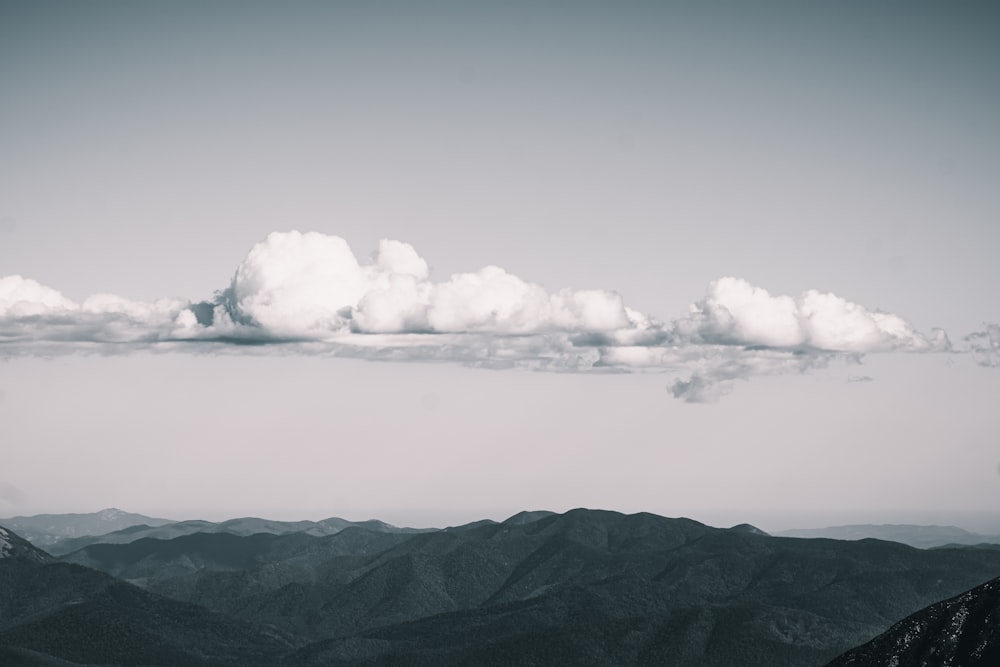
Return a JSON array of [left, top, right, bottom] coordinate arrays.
[[1, 351, 998, 533], [1, 1, 998, 529]]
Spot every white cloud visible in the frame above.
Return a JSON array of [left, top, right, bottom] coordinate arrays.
[[0, 275, 196, 346], [0, 275, 76, 316], [678, 277, 943, 353], [678, 277, 803, 348], [0, 230, 983, 400], [226, 231, 367, 333], [220, 231, 640, 338]]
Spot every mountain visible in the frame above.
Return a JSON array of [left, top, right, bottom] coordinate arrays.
[[0, 525, 295, 666], [281, 511, 1000, 666], [0, 508, 174, 548], [62, 528, 416, 598], [47, 516, 431, 556], [775, 524, 1000, 549], [826, 576, 1000, 666], [0, 525, 54, 564], [55, 509, 1000, 666]]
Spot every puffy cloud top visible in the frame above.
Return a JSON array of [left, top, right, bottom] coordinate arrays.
[[0, 275, 76, 316], [223, 231, 637, 337], [0, 276, 195, 344], [681, 277, 938, 353], [228, 231, 367, 333]]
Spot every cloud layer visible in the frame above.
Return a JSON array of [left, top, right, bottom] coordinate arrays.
[[0, 231, 986, 400]]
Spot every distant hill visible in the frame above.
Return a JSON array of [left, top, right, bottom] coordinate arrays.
[[50, 509, 1000, 666], [826, 576, 1000, 666], [0, 508, 174, 548], [774, 524, 1000, 549], [48, 516, 432, 555]]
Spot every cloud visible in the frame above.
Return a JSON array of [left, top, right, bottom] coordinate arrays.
[[0, 275, 197, 346], [0, 275, 76, 316], [670, 375, 729, 403], [965, 324, 1000, 367], [675, 277, 945, 353], [658, 345, 835, 403], [206, 232, 642, 339], [0, 230, 982, 400]]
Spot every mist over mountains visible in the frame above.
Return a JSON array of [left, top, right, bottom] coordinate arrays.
[[3, 508, 1000, 666]]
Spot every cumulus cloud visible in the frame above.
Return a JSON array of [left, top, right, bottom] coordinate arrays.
[[0, 275, 198, 346], [208, 231, 641, 339], [0, 275, 76, 316], [965, 324, 1000, 367], [676, 277, 945, 353], [0, 230, 983, 400]]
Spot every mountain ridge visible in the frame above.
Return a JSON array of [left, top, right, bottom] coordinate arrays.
[[6, 509, 1000, 665], [47, 509, 1000, 665], [775, 524, 1000, 549], [42, 516, 433, 556], [0, 508, 175, 547]]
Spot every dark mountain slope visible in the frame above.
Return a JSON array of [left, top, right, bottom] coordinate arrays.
[[66, 531, 320, 578], [0, 527, 295, 666], [0, 526, 54, 564], [62, 527, 414, 598], [258, 510, 716, 640], [0, 645, 86, 666], [826, 576, 1000, 666], [281, 510, 1000, 665]]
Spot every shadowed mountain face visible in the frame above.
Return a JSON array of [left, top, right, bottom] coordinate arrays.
[[0, 527, 294, 666], [46, 509, 1000, 666], [826, 577, 1000, 666]]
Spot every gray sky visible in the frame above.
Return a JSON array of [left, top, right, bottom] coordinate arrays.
[[1, 1, 998, 531]]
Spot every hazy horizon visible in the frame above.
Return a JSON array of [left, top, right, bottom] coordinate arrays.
[[2, 2, 998, 535], [7, 501, 1000, 536]]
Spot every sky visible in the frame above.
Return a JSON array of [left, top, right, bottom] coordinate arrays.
[[1, 1, 998, 531]]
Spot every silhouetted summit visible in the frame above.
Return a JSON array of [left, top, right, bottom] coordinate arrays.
[[728, 523, 769, 536]]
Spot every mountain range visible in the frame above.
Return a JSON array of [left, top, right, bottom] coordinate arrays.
[[0, 508, 173, 548], [43, 516, 432, 556], [775, 524, 1000, 550], [3, 508, 1000, 665]]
